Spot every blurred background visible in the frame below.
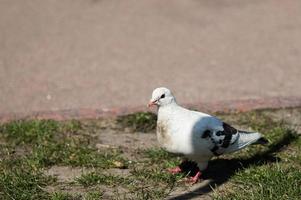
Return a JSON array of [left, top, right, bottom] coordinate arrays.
[[1, 0, 301, 115]]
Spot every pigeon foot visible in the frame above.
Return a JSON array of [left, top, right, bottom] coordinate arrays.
[[186, 171, 202, 184], [167, 166, 182, 174]]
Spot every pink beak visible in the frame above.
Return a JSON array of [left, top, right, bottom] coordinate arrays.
[[147, 100, 156, 107]]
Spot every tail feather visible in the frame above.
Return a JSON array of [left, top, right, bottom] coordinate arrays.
[[238, 131, 269, 147], [252, 137, 269, 145], [226, 131, 268, 153]]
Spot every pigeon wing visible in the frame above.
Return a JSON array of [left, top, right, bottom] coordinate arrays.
[[201, 122, 239, 156]]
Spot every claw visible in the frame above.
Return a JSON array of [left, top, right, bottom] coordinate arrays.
[[186, 171, 201, 184], [167, 166, 182, 174]]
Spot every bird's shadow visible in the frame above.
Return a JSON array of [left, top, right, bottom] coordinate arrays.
[[169, 130, 298, 200]]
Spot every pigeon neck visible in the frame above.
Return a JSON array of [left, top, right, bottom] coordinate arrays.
[[158, 101, 178, 110]]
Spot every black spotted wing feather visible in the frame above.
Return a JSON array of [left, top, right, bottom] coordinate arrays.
[[202, 122, 239, 156]]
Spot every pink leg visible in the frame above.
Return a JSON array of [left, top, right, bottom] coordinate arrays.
[[186, 171, 202, 184], [167, 166, 182, 174]]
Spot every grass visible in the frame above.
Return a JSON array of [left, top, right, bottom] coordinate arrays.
[[29, 142, 126, 168], [76, 172, 129, 187], [0, 120, 128, 200], [50, 192, 75, 200], [0, 166, 54, 200], [213, 164, 301, 200], [50, 191, 101, 200], [0, 108, 300, 199], [84, 191, 103, 200], [117, 112, 157, 132], [0, 120, 127, 169], [142, 148, 176, 162]]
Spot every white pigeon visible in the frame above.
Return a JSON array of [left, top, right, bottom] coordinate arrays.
[[148, 87, 268, 183]]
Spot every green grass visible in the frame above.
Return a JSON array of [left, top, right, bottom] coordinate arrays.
[[142, 148, 176, 162], [84, 191, 103, 200], [50, 192, 75, 200], [76, 171, 129, 187], [28, 142, 126, 168], [141, 148, 182, 170], [0, 108, 300, 199], [0, 119, 128, 200], [214, 164, 301, 200], [0, 163, 55, 200], [0, 120, 127, 169], [131, 167, 184, 185], [117, 112, 157, 132], [50, 191, 95, 200], [0, 120, 59, 145]]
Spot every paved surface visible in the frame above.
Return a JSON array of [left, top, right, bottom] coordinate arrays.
[[1, 0, 301, 117]]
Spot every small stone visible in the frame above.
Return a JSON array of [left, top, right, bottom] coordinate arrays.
[[113, 161, 125, 168], [95, 143, 111, 149]]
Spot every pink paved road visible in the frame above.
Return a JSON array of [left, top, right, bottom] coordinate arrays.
[[1, 0, 301, 117]]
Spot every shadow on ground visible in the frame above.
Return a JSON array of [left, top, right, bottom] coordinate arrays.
[[170, 130, 298, 200]]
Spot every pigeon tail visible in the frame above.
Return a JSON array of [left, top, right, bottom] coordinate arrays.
[[252, 136, 269, 145], [237, 131, 268, 148], [226, 131, 267, 153]]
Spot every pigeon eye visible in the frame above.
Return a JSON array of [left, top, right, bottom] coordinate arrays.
[[160, 94, 165, 99]]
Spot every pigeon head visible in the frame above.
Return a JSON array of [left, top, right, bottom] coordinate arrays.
[[148, 87, 176, 107]]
